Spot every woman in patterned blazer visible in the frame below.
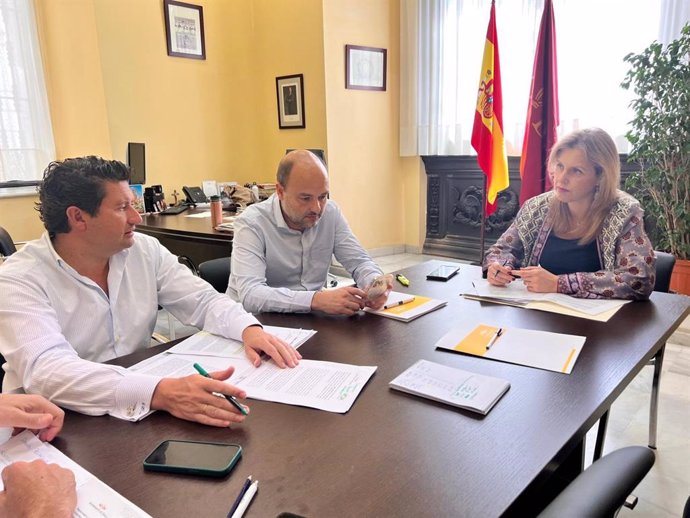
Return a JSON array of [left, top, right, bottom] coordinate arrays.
[[484, 128, 655, 300]]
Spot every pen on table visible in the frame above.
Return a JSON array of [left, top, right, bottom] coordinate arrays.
[[193, 363, 248, 416], [383, 296, 415, 310], [230, 479, 259, 518], [486, 328, 503, 350], [227, 476, 252, 518]]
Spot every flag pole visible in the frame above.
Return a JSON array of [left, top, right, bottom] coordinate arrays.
[[479, 176, 487, 264], [471, 0, 508, 265]]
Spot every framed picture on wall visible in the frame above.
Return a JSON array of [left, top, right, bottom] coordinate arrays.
[[276, 74, 306, 129], [163, 0, 206, 60], [345, 44, 387, 91]]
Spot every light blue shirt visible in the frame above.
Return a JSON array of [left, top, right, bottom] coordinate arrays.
[[227, 194, 383, 313]]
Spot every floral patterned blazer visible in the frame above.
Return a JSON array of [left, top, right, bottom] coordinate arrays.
[[483, 191, 656, 300]]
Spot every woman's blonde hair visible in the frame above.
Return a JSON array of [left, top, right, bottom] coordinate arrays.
[[548, 128, 620, 244]]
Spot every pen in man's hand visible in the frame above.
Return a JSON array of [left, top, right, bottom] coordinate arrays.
[[486, 328, 503, 350], [193, 363, 248, 415], [227, 476, 252, 518]]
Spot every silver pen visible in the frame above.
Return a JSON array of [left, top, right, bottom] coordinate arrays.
[[486, 328, 503, 350]]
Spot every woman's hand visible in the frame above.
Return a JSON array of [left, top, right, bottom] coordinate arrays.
[[513, 266, 558, 293], [487, 261, 515, 286]]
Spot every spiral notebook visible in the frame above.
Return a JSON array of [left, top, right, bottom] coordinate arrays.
[[389, 359, 510, 415]]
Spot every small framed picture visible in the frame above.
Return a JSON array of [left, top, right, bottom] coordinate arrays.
[[276, 74, 306, 129], [345, 45, 387, 91], [163, 0, 206, 60], [129, 184, 145, 214]]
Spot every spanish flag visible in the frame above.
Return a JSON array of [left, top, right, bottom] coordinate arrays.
[[471, 0, 509, 217]]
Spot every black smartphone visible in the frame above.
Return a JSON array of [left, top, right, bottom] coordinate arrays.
[[426, 265, 460, 281], [143, 440, 242, 477]]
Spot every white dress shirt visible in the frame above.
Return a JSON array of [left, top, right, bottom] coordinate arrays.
[[0, 232, 259, 421], [227, 194, 383, 313]]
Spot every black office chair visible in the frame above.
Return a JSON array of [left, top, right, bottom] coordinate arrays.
[[0, 226, 16, 388], [594, 251, 677, 461], [538, 446, 655, 518], [653, 251, 676, 293], [0, 226, 17, 256], [199, 257, 231, 293], [647, 251, 676, 449]]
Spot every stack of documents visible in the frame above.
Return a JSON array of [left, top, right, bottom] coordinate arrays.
[[364, 291, 447, 322], [128, 326, 376, 414], [389, 359, 510, 415], [465, 278, 629, 321], [215, 217, 237, 232], [434, 322, 586, 374], [0, 430, 151, 517]]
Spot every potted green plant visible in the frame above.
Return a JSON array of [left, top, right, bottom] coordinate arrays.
[[622, 23, 690, 293]]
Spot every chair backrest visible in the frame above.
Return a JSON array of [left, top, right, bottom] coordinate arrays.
[[0, 226, 17, 256], [654, 251, 676, 293], [199, 257, 231, 293], [538, 446, 655, 518]]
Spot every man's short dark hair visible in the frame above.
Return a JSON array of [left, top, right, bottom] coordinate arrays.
[[276, 157, 295, 187], [36, 156, 130, 236], [277, 150, 327, 187]]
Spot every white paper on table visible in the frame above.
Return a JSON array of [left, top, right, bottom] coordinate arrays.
[[128, 352, 375, 413], [0, 430, 152, 517], [435, 323, 585, 374], [166, 327, 316, 358], [184, 211, 212, 218], [229, 358, 377, 413], [470, 278, 628, 316]]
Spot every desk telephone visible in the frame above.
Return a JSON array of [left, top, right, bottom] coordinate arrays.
[[183, 186, 209, 205]]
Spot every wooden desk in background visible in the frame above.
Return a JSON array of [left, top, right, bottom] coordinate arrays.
[[136, 208, 233, 268], [53, 261, 690, 517]]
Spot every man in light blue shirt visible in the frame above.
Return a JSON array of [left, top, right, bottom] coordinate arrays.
[[227, 150, 390, 314]]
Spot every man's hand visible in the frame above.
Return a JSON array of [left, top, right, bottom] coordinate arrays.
[[311, 286, 366, 315], [513, 266, 558, 293], [0, 460, 76, 518], [364, 276, 394, 311], [0, 394, 65, 442], [242, 325, 301, 368], [151, 367, 249, 427]]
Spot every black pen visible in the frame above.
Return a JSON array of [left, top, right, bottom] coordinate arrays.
[[227, 476, 252, 518], [193, 363, 248, 415], [496, 259, 517, 279]]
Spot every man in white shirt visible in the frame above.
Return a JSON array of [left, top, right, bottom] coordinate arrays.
[[227, 150, 391, 314], [0, 157, 300, 426]]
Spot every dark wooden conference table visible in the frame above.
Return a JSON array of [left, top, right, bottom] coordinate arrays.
[[136, 208, 233, 267], [54, 261, 690, 517]]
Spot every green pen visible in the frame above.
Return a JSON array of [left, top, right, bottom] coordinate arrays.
[[193, 363, 248, 416]]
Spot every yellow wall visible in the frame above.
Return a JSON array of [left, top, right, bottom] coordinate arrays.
[[0, 0, 113, 242], [250, 0, 328, 180], [322, 0, 423, 250], [2, 0, 425, 251]]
